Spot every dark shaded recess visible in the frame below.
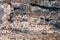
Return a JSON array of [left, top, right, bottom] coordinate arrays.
[[54, 22, 60, 29], [1, 27, 6, 30], [12, 28, 30, 34], [10, 13, 14, 18], [7, 0, 11, 5], [19, 13, 27, 15], [40, 18, 56, 25], [14, 7, 20, 10], [14, 6, 25, 10], [40, 18, 44, 20], [45, 18, 51, 22], [58, 17, 60, 20], [49, 0, 51, 2], [1, 27, 12, 30], [8, 13, 14, 23], [8, 19, 13, 23], [0, 20, 3, 24], [14, 6, 27, 14], [23, 13, 27, 15], [49, 0, 55, 2], [8, 2, 11, 6], [30, 3, 60, 11], [40, 18, 51, 22]]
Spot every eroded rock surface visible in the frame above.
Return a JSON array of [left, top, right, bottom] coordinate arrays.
[[0, 0, 60, 40]]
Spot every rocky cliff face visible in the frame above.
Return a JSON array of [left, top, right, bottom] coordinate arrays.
[[0, 0, 60, 40]]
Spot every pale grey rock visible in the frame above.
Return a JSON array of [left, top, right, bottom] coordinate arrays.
[[0, 7, 4, 19], [52, 1, 60, 8], [0, 0, 60, 40], [31, 7, 43, 14], [43, 1, 51, 7], [14, 4, 29, 15], [34, 9, 43, 13], [0, 0, 4, 2]]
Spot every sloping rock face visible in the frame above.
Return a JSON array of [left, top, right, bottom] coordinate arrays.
[[0, 0, 60, 40]]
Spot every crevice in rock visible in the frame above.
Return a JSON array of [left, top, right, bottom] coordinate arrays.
[[30, 3, 60, 11]]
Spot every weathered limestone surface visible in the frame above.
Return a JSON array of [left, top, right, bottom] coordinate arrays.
[[0, 0, 60, 40]]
